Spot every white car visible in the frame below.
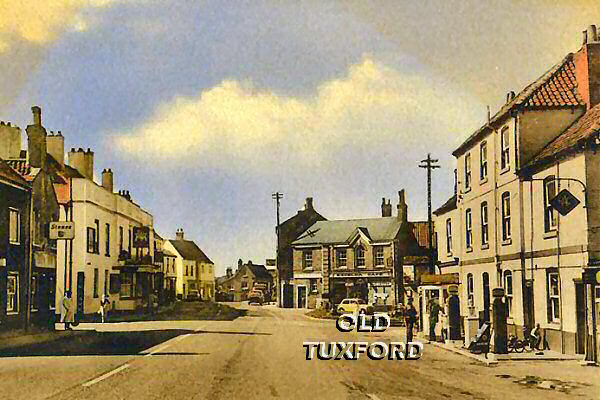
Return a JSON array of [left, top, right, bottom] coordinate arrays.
[[337, 298, 374, 315]]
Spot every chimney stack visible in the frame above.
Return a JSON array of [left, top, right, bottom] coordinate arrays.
[[102, 168, 114, 192], [305, 197, 314, 210], [176, 228, 185, 241], [381, 197, 392, 217], [46, 131, 64, 167], [226, 267, 233, 278], [575, 24, 600, 109], [26, 106, 47, 169], [0, 122, 21, 159], [68, 147, 94, 180], [397, 189, 408, 223]]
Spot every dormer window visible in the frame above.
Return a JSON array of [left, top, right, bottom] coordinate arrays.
[[356, 246, 366, 268]]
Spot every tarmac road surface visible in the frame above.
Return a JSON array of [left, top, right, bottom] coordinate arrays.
[[0, 303, 597, 400]]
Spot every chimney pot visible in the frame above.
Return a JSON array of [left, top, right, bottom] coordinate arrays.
[[397, 189, 408, 222], [102, 168, 114, 192], [588, 24, 598, 42], [176, 229, 185, 240], [305, 197, 314, 210], [31, 106, 41, 126]]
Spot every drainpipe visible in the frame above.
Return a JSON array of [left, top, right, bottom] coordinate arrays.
[[25, 188, 34, 331], [556, 163, 565, 354]]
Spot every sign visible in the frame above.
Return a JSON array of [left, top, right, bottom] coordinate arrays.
[[582, 267, 600, 285], [550, 189, 580, 216], [49, 221, 75, 240], [448, 284, 459, 295], [133, 226, 150, 248]]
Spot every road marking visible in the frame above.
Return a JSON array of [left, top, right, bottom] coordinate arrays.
[[146, 344, 171, 356], [82, 364, 130, 387]]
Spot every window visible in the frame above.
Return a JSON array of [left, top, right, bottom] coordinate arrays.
[[185, 266, 189, 276], [504, 270, 513, 317], [128, 228, 132, 255], [374, 247, 384, 266], [93, 268, 99, 298], [104, 270, 109, 296], [446, 219, 452, 253], [105, 223, 110, 256], [9, 208, 20, 244], [303, 251, 313, 269], [356, 246, 366, 267], [241, 280, 248, 290], [120, 272, 133, 298], [465, 153, 472, 190], [94, 220, 100, 253], [465, 209, 473, 249], [480, 141, 488, 181], [466, 273, 474, 306], [501, 127, 510, 170], [310, 279, 318, 293], [544, 176, 557, 232], [87, 227, 96, 253], [7, 273, 18, 313], [502, 192, 511, 241], [337, 249, 347, 267], [119, 226, 124, 253], [481, 202, 489, 246], [547, 271, 560, 323]]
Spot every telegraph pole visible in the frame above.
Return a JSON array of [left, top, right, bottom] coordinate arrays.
[[419, 154, 440, 275], [272, 192, 283, 307]]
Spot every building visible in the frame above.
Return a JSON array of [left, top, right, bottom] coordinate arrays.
[[434, 25, 600, 356], [154, 232, 177, 304], [217, 260, 273, 302], [2, 108, 62, 330], [0, 158, 32, 331], [164, 229, 215, 300], [277, 197, 326, 307], [290, 191, 426, 309]]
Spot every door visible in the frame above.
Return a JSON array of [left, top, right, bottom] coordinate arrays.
[[297, 286, 307, 308], [283, 284, 293, 308], [482, 273, 490, 322], [575, 282, 586, 354], [76, 272, 85, 317]]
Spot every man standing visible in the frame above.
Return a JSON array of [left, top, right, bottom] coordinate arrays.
[[429, 298, 440, 342], [100, 293, 110, 323], [61, 291, 75, 330], [405, 301, 418, 343]]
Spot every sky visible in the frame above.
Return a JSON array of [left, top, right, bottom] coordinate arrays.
[[1, 0, 600, 275]]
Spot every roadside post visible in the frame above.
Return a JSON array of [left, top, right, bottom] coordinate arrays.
[[491, 287, 508, 354]]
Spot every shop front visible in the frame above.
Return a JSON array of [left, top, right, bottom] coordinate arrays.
[[330, 269, 396, 310]]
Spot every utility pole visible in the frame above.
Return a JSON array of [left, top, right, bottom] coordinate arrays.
[[419, 154, 440, 275], [272, 192, 283, 307]]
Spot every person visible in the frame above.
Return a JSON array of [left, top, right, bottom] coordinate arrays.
[[530, 323, 543, 350], [429, 298, 440, 342], [99, 293, 110, 323], [405, 301, 418, 343], [61, 291, 75, 330]]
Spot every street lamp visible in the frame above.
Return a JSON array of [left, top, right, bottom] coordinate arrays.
[[272, 192, 283, 307]]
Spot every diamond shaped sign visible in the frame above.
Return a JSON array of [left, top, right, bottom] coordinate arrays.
[[550, 189, 580, 216]]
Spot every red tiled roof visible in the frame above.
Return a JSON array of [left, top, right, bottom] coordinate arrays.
[[411, 221, 433, 249], [454, 54, 585, 156], [0, 158, 29, 188], [523, 103, 600, 170], [5, 159, 34, 181]]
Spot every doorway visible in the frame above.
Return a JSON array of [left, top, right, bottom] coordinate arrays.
[[297, 286, 307, 308], [483, 273, 490, 322], [76, 272, 85, 316]]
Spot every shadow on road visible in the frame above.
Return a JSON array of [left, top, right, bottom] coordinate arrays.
[[0, 329, 195, 358], [193, 330, 271, 336]]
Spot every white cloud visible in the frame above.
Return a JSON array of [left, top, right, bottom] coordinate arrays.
[[114, 56, 483, 170]]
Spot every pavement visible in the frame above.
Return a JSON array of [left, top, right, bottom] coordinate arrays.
[[0, 303, 598, 400]]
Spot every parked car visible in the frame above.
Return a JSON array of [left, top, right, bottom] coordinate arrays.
[[337, 298, 374, 315], [186, 289, 201, 301], [247, 289, 264, 305]]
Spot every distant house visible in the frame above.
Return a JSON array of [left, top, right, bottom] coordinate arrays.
[[217, 260, 273, 302], [164, 229, 215, 300]]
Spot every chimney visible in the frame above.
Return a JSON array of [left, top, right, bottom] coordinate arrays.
[[305, 197, 314, 210], [381, 197, 392, 217], [26, 106, 47, 169], [102, 168, 114, 192], [575, 24, 600, 109], [226, 267, 233, 278], [175, 228, 184, 241], [397, 189, 408, 223], [506, 91, 516, 103], [68, 147, 94, 180], [0, 122, 21, 159], [46, 131, 64, 167]]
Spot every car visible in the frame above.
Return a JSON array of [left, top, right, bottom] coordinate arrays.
[[337, 298, 374, 315], [186, 289, 201, 301], [247, 289, 264, 305]]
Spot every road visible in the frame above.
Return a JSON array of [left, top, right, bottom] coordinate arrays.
[[0, 304, 597, 400]]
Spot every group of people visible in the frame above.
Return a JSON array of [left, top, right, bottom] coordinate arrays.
[[403, 297, 444, 343], [60, 291, 111, 329]]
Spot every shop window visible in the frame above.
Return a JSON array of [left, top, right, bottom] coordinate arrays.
[[120, 272, 134, 298], [466, 273, 474, 306], [547, 270, 560, 323], [503, 270, 513, 317]]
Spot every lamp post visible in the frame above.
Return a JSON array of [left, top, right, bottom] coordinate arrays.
[[272, 192, 283, 307]]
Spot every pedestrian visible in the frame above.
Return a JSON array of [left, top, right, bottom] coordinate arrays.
[[99, 293, 110, 323], [530, 323, 543, 350], [429, 298, 440, 342], [405, 301, 418, 343], [61, 290, 75, 330]]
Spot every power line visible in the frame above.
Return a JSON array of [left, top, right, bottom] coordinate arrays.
[[419, 154, 440, 275]]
